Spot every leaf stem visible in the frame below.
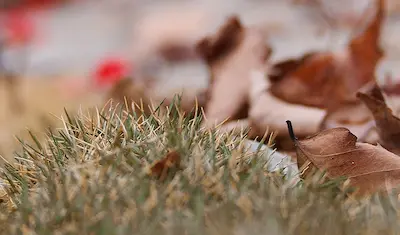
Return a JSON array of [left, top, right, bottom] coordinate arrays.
[[286, 120, 297, 142]]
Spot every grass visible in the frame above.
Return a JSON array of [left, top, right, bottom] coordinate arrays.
[[0, 98, 399, 234]]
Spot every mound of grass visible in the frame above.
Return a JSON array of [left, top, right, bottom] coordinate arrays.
[[0, 99, 399, 235]]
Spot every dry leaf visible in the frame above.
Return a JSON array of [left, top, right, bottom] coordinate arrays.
[[357, 83, 400, 154], [270, 53, 337, 108], [287, 120, 400, 195], [269, 0, 384, 110], [379, 75, 400, 115], [381, 74, 400, 96], [294, 0, 400, 17], [197, 15, 272, 128], [319, 100, 377, 143], [319, 81, 379, 143], [249, 71, 326, 140], [268, 52, 316, 83], [130, 5, 212, 67], [150, 150, 181, 181]]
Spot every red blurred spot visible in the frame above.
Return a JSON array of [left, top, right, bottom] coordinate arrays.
[[3, 9, 35, 46], [25, 0, 59, 9], [8, 0, 65, 10], [94, 58, 131, 87]]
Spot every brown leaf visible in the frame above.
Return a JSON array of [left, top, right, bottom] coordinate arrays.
[[197, 15, 272, 128], [319, 100, 377, 143], [196, 16, 245, 67], [130, 5, 212, 65], [270, 53, 338, 108], [381, 74, 400, 96], [268, 52, 316, 83], [249, 71, 326, 140], [150, 150, 181, 181], [357, 83, 400, 154], [348, 0, 385, 83], [287, 120, 400, 195], [269, 0, 385, 110]]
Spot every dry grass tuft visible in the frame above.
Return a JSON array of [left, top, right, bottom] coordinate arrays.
[[0, 97, 398, 234]]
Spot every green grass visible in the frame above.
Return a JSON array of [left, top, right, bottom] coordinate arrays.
[[0, 98, 399, 235]]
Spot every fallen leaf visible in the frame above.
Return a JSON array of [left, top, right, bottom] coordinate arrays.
[[268, 52, 316, 83], [249, 71, 326, 141], [269, 0, 384, 110], [197, 15, 272, 128], [294, 0, 400, 18], [381, 73, 400, 96], [319, 81, 379, 143], [319, 100, 377, 143], [357, 83, 400, 154], [378, 74, 400, 115], [130, 5, 212, 68], [270, 53, 338, 108], [348, 0, 384, 88], [150, 150, 181, 181], [287, 120, 400, 195]]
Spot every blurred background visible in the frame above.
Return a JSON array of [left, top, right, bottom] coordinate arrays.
[[0, 0, 400, 158]]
